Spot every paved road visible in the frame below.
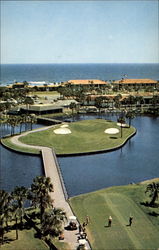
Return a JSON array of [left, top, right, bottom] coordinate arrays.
[[10, 126, 91, 250]]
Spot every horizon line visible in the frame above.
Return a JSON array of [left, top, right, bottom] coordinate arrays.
[[1, 62, 159, 65]]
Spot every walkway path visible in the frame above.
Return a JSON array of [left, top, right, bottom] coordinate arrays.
[[10, 126, 91, 250]]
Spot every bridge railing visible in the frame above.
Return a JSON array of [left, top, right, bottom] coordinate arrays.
[[52, 149, 69, 201]]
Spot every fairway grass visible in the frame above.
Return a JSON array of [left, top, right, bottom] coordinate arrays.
[[70, 181, 159, 250], [19, 119, 136, 155]]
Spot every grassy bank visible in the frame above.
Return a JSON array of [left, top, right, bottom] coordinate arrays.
[[70, 179, 159, 249], [1, 228, 48, 250], [1, 138, 40, 154], [19, 119, 136, 155]]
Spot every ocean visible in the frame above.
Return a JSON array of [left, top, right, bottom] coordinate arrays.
[[0, 63, 159, 85]]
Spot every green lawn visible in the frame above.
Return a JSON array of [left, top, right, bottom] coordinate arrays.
[[70, 180, 159, 250], [1, 228, 48, 250], [19, 119, 136, 155], [53, 239, 70, 250], [1, 138, 40, 154]]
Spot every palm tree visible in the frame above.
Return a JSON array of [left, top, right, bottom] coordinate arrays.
[[95, 96, 103, 114], [114, 94, 122, 109], [7, 116, 18, 136], [11, 203, 20, 240], [69, 102, 76, 121], [117, 115, 125, 138], [31, 176, 54, 224], [145, 182, 159, 206], [151, 95, 159, 109], [17, 115, 24, 134], [126, 110, 135, 127], [28, 114, 36, 130], [126, 95, 136, 108], [24, 96, 34, 110], [0, 190, 12, 244], [11, 186, 28, 227], [41, 208, 67, 238], [135, 96, 145, 107]]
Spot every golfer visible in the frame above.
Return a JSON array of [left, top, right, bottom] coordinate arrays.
[[108, 216, 112, 227], [129, 216, 133, 226]]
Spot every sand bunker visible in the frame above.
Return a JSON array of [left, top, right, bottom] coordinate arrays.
[[60, 124, 69, 128], [105, 128, 119, 134], [54, 128, 71, 134], [117, 123, 127, 127]]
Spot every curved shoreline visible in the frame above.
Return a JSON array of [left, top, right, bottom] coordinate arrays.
[[56, 129, 137, 156], [1, 138, 40, 155], [1, 128, 137, 156]]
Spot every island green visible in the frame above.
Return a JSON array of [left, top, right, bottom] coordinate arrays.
[[19, 119, 136, 155]]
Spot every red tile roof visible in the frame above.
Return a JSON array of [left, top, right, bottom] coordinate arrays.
[[66, 79, 108, 85], [113, 79, 158, 84]]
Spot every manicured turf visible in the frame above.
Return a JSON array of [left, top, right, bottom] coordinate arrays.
[[1, 138, 40, 154], [1, 228, 48, 250], [19, 119, 136, 155], [70, 180, 159, 250]]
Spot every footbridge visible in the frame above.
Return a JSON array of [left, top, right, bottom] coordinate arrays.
[[10, 126, 91, 250]]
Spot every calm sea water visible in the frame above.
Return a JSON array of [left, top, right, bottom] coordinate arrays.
[[1, 63, 159, 85]]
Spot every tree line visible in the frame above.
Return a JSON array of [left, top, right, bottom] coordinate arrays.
[[0, 114, 37, 137], [0, 176, 67, 245]]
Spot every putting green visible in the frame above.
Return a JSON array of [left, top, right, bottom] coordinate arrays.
[[19, 119, 136, 155]]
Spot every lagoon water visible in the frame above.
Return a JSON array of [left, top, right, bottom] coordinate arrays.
[[1, 115, 159, 197], [58, 115, 159, 196], [0, 124, 45, 192]]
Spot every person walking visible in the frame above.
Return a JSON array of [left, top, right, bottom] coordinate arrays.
[[79, 224, 82, 233], [108, 216, 112, 227], [86, 215, 90, 225], [129, 216, 133, 226]]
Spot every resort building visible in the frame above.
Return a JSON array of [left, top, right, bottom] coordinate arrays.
[[20, 104, 63, 115], [112, 79, 158, 90], [12, 82, 26, 89], [63, 79, 109, 88], [8, 82, 61, 91]]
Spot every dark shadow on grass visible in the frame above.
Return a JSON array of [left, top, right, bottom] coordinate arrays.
[[148, 211, 159, 217], [110, 136, 117, 139], [0, 236, 15, 245], [140, 201, 150, 207], [22, 221, 32, 230], [34, 232, 42, 239], [140, 201, 159, 208]]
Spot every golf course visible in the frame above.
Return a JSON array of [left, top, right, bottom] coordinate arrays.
[[70, 180, 159, 249], [18, 119, 136, 155]]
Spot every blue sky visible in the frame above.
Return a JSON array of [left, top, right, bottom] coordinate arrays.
[[1, 1, 158, 64]]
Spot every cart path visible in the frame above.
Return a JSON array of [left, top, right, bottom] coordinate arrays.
[[10, 126, 91, 250]]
